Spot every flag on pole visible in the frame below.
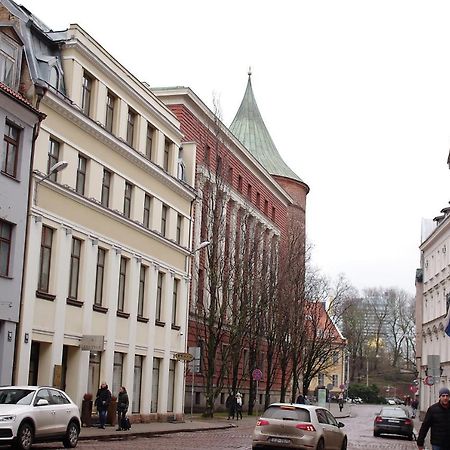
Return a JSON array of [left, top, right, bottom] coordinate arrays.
[[445, 307, 450, 337]]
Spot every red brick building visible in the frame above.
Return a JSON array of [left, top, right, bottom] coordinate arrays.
[[153, 75, 308, 412]]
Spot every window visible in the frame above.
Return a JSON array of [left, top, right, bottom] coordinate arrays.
[[332, 351, 339, 364], [146, 123, 154, 160], [151, 358, 160, 413], [123, 182, 132, 218], [228, 166, 233, 184], [143, 194, 151, 228], [117, 257, 127, 311], [256, 192, 261, 208], [161, 204, 167, 237], [132, 355, 143, 413], [126, 108, 136, 147], [94, 248, 106, 306], [318, 373, 325, 386], [138, 265, 146, 317], [47, 139, 60, 182], [264, 200, 269, 215], [38, 226, 53, 292], [105, 91, 115, 133], [0, 219, 12, 277], [163, 139, 170, 171], [332, 374, 338, 387], [76, 155, 87, 195], [49, 66, 59, 90], [238, 175, 243, 192], [101, 169, 111, 207], [167, 359, 176, 412], [156, 272, 164, 322], [172, 279, 179, 326], [112, 352, 124, 399], [271, 206, 276, 221], [204, 145, 210, 165], [247, 183, 252, 200], [2, 122, 19, 178], [68, 238, 81, 299], [0, 34, 20, 88], [176, 214, 182, 245], [81, 71, 93, 116]]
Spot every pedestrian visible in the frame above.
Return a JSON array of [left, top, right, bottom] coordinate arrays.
[[116, 386, 129, 431], [95, 382, 111, 429], [417, 386, 450, 450], [411, 396, 419, 419], [338, 392, 344, 412], [296, 393, 305, 404], [226, 392, 235, 420], [235, 392, 243, 420]]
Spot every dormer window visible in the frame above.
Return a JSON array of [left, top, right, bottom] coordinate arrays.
[[0, 34, 21, 89], [49, 66, 60, 90]]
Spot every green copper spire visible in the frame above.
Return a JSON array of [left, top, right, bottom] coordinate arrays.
[[230, 71, 303, 182]]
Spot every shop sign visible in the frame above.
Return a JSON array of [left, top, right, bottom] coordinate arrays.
[[80, 335, 104, 351]]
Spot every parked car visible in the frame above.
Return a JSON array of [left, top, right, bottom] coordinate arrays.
[[349, 397, 363, 404], [252, 402, 347, 449], [0, 386, 81, 450], [373, 406, 414, 440]]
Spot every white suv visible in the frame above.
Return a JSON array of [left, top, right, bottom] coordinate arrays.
[[0, 386, 80, 450]]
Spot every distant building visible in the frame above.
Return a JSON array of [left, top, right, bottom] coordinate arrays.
[[0, 81, 44, 385]]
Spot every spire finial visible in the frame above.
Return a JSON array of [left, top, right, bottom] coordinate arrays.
[[248, 66, 252, 78]]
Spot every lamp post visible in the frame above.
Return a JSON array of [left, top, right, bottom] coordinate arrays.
[[34, 161, 68, 205], [186, 240, 210, 420]]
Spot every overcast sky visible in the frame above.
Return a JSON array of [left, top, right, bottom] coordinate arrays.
[[29, 0, 450, 294]]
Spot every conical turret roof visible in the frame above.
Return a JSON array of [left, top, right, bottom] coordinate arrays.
[[230, 72, 303, 182]]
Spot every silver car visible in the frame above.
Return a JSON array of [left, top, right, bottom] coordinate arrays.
[[0, 386, 81, 450], [252, 403, 347, 450]]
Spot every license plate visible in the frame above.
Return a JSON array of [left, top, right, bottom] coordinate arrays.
[[388, 419, 399, 423], [270, 438, 291, 444]]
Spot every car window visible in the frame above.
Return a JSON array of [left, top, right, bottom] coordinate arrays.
[[49, 389, 70, 405], [380, 408, 407, 418], [0, 389, 34, 405], [35, 389, 52, 405], [316, 409, 328, 424], [325, 410, 339, 426], [262, 406, 311, 422]]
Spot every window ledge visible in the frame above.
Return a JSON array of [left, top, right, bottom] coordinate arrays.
[[171, 324, 181, 331], [155, 320, 165, 327], [93, 304, 108, 314], [137, 316, 149, 323], [36, 290, 56, 301], [116, 310, 130, 319], [1, 171, 19, 182], [66, 297, 83, 307], [0, 274, 13, 280]]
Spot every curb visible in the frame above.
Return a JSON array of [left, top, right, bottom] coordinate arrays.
[[79, 423, 235, 441]]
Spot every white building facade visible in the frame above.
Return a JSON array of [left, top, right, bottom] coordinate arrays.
[[2, 0, 196, 420]]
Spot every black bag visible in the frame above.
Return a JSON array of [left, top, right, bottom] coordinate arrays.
[[120, 416, 131, 430]]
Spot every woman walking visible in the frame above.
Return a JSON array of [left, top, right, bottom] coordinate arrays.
[[116, 386, 129, 431]]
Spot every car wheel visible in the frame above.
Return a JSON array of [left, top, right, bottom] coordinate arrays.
[[15, 422, 34, 450], [408, 434, 414, 441], [340, 437, 347, 450], [316, 438, 325, 450], [373, 430, 380, 437], [62, 421, 79, 448]]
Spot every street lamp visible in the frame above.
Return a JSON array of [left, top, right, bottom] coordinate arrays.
[[34, 161, 68, 205]]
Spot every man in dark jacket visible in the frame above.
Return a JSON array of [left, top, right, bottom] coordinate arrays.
[[95, 382, 112, 429], [417, 386, 450, 450], [116, 386, 129, 431]]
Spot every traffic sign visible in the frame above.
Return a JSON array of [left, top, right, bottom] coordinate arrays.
[[410, 385, 419, 393], [252, 368, 263, 381], [424, 375, 435, 386]]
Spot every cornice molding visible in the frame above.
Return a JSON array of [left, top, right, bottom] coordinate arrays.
[[41, 92, 196, 202]]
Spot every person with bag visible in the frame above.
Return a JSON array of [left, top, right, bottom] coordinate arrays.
[[95, 382, 111, 429], [116, 386, 130, 431]]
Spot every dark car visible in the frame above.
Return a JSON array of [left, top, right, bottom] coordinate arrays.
[[373, 406, 413, 440]]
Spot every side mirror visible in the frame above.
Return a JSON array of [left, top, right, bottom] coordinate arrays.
[[338, 422, 345, 428], [36, 399, 49, 406]]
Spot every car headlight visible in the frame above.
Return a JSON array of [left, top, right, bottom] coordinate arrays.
[[0, 415, 16, 422]]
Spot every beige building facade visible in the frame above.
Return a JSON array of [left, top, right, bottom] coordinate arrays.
[[3, 0, 196, 419]]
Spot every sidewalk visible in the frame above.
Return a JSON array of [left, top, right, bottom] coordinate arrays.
[[79, 402, 351, 442]]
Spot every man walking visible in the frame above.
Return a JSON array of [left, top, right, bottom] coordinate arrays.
[[417, 387, 450, 450]]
